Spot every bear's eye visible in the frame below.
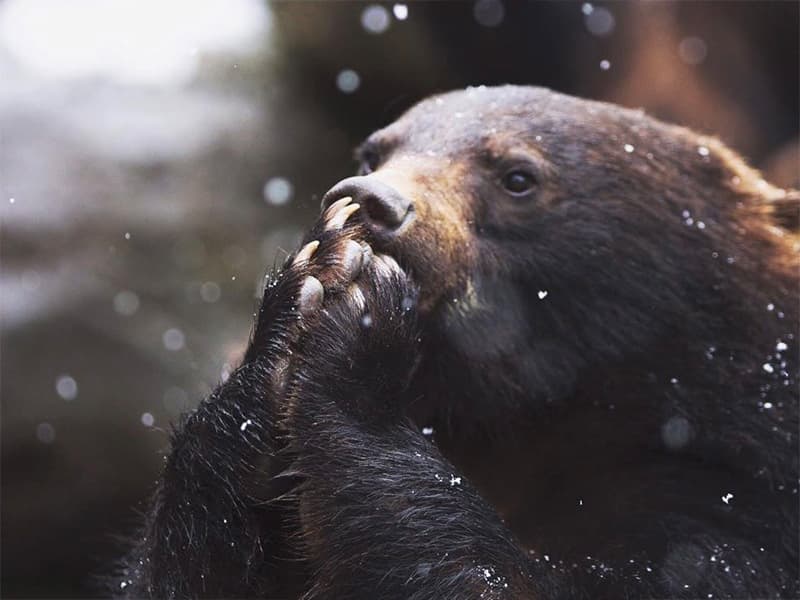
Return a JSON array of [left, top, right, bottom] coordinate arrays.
[[501, 170, 537, 196], [358, 149, 381, 175]]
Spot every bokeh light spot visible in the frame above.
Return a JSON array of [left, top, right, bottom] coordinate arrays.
[[55, 375, 78, 401], [263, 177, 293, 206]]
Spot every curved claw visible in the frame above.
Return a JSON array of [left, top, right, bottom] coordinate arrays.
[[293, 240, 320, 266], [323, 196, 353, 221], [326, 203, 360, 230]]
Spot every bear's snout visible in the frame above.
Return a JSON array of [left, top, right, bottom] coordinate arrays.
[[321, 176, 414, 235]]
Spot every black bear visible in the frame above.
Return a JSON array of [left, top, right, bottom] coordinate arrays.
[[120, 86, 799, 598]]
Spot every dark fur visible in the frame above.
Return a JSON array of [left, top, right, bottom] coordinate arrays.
[[119, 86, 799, 598]]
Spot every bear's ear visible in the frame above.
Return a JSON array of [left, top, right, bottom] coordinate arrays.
[[772, 190, 800, 232]]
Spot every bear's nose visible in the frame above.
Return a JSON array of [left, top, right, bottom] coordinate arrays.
[[321, 176, 414, 233]]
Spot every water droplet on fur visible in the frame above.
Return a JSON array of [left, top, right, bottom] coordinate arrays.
[[360, 313, 373, 328], [662, 416, 692, 450]]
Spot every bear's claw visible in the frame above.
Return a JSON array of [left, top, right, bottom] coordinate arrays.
[[293, 240, 320, 267], [326, 203, 360, 231], [341, 240, 366, 281], [323, 196, 353, 221]]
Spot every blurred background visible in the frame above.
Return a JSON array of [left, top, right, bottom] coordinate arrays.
[[1, 1, 797, 597]]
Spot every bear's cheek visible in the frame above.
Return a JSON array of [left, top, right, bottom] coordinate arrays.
[[439, 273, 532, 360]]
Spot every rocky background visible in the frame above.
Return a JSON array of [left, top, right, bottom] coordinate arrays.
[[1, 1, 797, 597]]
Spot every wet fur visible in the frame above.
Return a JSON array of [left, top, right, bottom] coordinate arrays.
[[119, 86, 799, 598]]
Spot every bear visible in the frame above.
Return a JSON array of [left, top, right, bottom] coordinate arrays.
[[118, 85, 799, 599]]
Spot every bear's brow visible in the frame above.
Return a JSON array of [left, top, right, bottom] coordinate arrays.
[[354, 137, 399, 162]]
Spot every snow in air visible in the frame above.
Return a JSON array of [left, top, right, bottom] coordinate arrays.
[[679, 37, 707, 66], [624, 144, 634, 153], [141, 412, 155, 427], [537, 290, 548, 300], [473, 0, 504, 28], [200, 281, 221, 303], [422, 426, 434, 436], [240, 419, 253, 431], [393, 4, 408, 20], [599, 59, 610, 71], [361, 4, 390, 34], [56, 374, 78, 400], [36, 422, 56, 444], [163, 328, 185, 351], [336, 69, 361, 94], [584, 6, 615, 36], [113, 290, 140, 316], [721, 493, 733, 504], [263, 177, 293, 206]]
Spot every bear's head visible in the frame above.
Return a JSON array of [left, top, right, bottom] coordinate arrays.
[[321, 85, 799, 427]]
